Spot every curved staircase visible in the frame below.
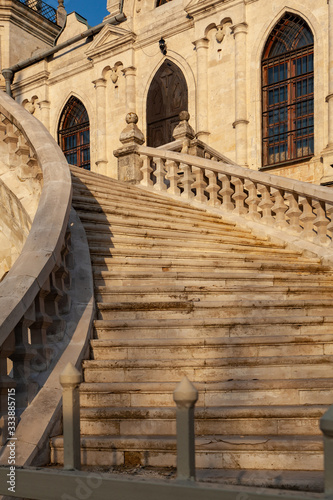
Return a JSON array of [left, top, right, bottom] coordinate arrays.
[[50, 165, 333, 475]]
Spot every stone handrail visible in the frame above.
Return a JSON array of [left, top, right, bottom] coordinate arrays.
[[0, 90, 72, 424], [137, 145, 333, 249]]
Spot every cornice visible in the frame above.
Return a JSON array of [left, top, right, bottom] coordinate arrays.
[[185, 0, 242, 20], [135, 18, 193, 50], [12, 70, 50, 95]]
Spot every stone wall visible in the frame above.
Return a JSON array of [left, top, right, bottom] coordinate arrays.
[[7, 0, 333, 184]]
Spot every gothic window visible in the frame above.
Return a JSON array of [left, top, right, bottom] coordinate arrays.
[[147, 60, 188, 147], [58, 96, 90, 170], [262, 13, 314, 167]]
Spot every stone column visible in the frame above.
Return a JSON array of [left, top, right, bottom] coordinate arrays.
[[38, 100, 51, 130], [122, 66, 137, 114], [93, 77, 108, 174], [232, 22, 249, 167], [193, 38, 209, 141]]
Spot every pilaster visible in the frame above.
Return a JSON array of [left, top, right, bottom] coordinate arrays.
[[232, 22, 249, 167], [193, 38, 209, 141], [92, 77, 108, 175]]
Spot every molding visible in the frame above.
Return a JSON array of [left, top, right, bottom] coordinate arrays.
[[135, 19, 193, 50], [185, 0, 241, 20], [47, 61, 93, 86], [232, 119, 249, 128], [85, 24, 136, 61], [12, 70, 50, 96]]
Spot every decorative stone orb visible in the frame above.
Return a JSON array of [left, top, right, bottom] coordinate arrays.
[[179, 110, 190, 122], [126, 112, 139, 124]]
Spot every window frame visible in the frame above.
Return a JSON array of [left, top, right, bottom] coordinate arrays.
[[58, 97, 91, 171], [261, 15, 314, 168]]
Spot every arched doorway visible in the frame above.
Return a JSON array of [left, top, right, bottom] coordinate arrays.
[[58, 96, 90, 170], [147, 60, 188, 147]]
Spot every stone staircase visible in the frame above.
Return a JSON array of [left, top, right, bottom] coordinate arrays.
[[50, 165, 333, 474]]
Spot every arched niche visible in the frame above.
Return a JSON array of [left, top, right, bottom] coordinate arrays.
[[146, 59, 188, 147]]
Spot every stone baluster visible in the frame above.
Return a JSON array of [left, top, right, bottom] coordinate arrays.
[[29, 281, 53, 374], [299, 197, 316, 241], [326, 203, 333, 245], [153, 158, 167, 191], [9, 304, 38, 409], [218, 174, 234, 211], [192, 167, 207, 203], [180, 164, 194, 200], [313, 200, 330, 245], [244, 180, 260, 220], [232, 177, 247, 215], [166, 160, 181, 196], [140, 155, 153, 187], [205, 170, 221, 207], [285, 192, 302, 233], [258, 184, 274, 224], [0, 331, 16, 415], [2, 118, 19, 160], [271, 189, 288, 229]]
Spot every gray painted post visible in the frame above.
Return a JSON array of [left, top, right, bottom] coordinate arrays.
[[320, 404, 333, 496], [173, 376, 198, 481], [59, 363, 81, 470]]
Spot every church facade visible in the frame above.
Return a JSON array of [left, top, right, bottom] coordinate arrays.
[[1, 0, 333, 185]]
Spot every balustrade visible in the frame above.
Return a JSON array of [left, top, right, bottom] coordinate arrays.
[[136, 145, 333, 247], [0, 90, 72, 444]]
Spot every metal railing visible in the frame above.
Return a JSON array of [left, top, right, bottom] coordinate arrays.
[[15, 0, 58, 24]]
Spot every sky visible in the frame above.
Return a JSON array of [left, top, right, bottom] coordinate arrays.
[[48, 0, 109, 27]]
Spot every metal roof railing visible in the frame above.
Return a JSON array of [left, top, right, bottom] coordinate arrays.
[[15, 0, 58, 25]]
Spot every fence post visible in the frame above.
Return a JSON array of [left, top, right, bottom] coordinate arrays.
[[173, 376, 198, 481], [320, 404, 333, 496], [59, 362, 81, 470]]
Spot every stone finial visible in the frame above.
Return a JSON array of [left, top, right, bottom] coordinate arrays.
[[57, 0, 67, 27], [60, 362, 81, 388], [173, 376, 198, 409], [172, 111, 195, 142], [119, 113, 145, 146]]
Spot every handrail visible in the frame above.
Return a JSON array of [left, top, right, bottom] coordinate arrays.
[[137, 145, 333, 248]]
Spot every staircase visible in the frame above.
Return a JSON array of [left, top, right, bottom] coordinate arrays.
[[49, 165, 333, 475]]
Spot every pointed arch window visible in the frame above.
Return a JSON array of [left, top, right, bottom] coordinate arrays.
[[262, 14, 314, 167], [58, 96, 90, 170]]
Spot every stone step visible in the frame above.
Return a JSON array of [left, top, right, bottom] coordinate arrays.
[[96, 298, 333, 320], [81, 221, 266, 244], [94, 316, 333, 339], [90, 336, 333, 361], [82, 355, 333, 383], [86, 233, 285, 253], [91, 256, 327, 274], [88, 243, 307, 261], [79, 379, 333, 408], [79, 405, 327, 437], [95, 285, 333, 303], [50, 434, 323, 470], [92, 270, 333, 288]]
